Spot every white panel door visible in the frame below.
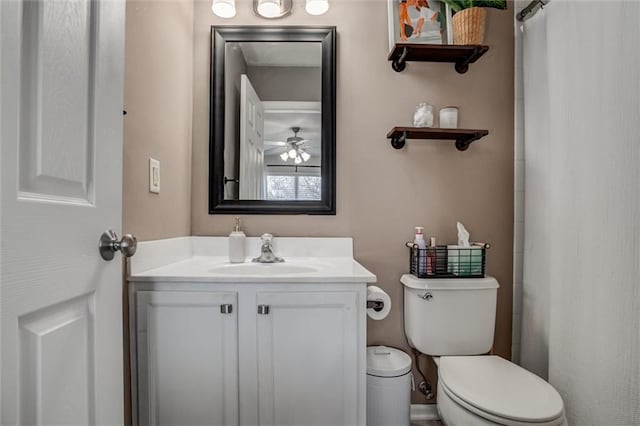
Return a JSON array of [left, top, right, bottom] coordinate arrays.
[[135, 291, 239, 426], [239, 74, 265, 200], [0, 0, 126, 424], [256, 291, 359, 426]]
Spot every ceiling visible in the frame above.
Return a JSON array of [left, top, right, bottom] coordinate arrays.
[[236, 42, 321, 67]]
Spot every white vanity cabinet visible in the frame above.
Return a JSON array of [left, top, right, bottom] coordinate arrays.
[[128, 236, 376, 426], [256, 291, 359, 426], [134, 291, 239, 426], [129, 284, 366, 426]]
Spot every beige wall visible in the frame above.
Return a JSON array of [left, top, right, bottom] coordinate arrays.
[[191, 0, 514, 403], [223, 45, 247, 199], [247, 66, 322, 101], [123, 0, 194, 241]]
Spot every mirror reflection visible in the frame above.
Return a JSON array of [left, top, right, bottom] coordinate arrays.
[[223, 41, 322, 201]]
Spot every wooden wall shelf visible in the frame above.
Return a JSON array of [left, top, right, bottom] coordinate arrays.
[[386, 127, 489, 151], [388, 44, 489, 74]]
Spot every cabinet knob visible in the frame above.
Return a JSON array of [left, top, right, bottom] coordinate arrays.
[[257, 305, 270, 315], [220, 304, 233, 314]]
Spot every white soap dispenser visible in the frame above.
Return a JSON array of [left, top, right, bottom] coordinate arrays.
[[229, 217, 246, 263]]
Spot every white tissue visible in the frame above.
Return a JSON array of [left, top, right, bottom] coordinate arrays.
[[366, 286, 391, 320], [457, 221, 471, 247]]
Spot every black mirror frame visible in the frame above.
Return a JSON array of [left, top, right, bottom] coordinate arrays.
[[209, 26, 336, 215]]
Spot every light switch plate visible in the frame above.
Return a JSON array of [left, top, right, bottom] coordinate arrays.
[[149, 158, 160, 193]]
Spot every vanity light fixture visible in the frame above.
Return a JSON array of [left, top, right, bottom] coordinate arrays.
[[252, 0, 292, 19], [305, 0, 329, 15], [212, 0, 236, 18], [218, 0, 325, 18], [257, 0, 281, 18]]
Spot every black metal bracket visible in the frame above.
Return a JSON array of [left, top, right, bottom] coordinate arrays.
[[454, 46, 484, 74], [390, 131, 407, 149], [454, 62, 469, 74], [454, 132, 486, 151], [388, 129, 488, 151], [391, 47, 408, 72], [389, 44, 489, 74]]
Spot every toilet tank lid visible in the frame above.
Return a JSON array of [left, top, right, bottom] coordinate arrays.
[[366, 346, 412, 377], [400, 274, 499, 290]]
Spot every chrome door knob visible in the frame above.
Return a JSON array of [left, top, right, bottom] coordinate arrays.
[[99, 230, 137, 261]]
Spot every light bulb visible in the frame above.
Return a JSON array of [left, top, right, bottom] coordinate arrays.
[[305, 0, 328, 15], [288, 148, 297, 159], [294, 155, 302, 164], [212, 0, 236, 18], [301, 151, 310, 162], [257, 0, 281, 17], [280, 152, 289, 161]]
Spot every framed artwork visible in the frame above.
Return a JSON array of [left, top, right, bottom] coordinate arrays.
[[387, 0, 453, 51]]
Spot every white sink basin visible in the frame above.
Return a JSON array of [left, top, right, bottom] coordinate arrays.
[[209, 262, 319, 275]]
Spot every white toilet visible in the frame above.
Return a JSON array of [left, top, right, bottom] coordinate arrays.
[[401, 275, 566, 426]]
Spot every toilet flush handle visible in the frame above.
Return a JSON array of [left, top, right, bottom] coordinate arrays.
[[421, 292, 433, 301]]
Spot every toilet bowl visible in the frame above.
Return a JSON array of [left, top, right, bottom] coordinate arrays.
[[434, 355, 566, 426], [400, 274, 566, 426]]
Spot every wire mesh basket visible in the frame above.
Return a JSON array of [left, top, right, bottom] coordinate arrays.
[[406, 241, 489, 279]]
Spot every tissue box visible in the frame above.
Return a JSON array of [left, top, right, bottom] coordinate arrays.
[[447, 245, 484, 276]]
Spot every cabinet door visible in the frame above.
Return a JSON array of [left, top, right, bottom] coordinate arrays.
[[256, 291, 359, 426], [135, 291, 238, 426]]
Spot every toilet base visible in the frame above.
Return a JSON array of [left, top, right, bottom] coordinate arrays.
[[437, 381, 567, 426]]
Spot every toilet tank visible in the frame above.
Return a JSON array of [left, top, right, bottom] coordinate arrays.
[[400, 274, 499, 356]]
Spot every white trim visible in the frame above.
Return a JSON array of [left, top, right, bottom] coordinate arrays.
[[262, 101, 321, 114], [266, 166, 321, 177], [411, 404, 440, 421]]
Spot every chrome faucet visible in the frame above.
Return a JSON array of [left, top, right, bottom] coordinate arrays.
[[252, 234, 284, 263]]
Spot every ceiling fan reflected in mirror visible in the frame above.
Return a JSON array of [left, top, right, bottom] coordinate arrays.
[[278, 127, 311, 164]]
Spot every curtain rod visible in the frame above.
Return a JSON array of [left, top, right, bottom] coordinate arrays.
[[517, 0, 549, 22]]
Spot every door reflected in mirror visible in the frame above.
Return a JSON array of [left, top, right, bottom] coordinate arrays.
[[210, 26, 336, 215]]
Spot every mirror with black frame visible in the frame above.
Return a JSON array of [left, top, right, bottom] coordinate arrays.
[[209, 26, 336, 215]]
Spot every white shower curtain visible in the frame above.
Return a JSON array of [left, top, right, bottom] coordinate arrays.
[[521, 1, 640, 424]]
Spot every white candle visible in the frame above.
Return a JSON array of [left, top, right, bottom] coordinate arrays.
[[439, 107, 459, 128]]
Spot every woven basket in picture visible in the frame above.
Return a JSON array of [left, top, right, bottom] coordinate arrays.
[[452, 7, 487, 45]]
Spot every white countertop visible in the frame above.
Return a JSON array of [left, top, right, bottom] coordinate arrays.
[[128, 237, 377, 284], [130, 256, 376, 283]]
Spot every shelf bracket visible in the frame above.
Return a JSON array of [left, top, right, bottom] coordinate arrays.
[[455, 132, 485, 151], [390, 131, 407, 149], [454, 62, 469, 74], [392, 47, 408, 73], [454, 46, 484, 74]]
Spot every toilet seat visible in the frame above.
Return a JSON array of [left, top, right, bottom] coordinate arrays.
[[438, 356, 565, 426]]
